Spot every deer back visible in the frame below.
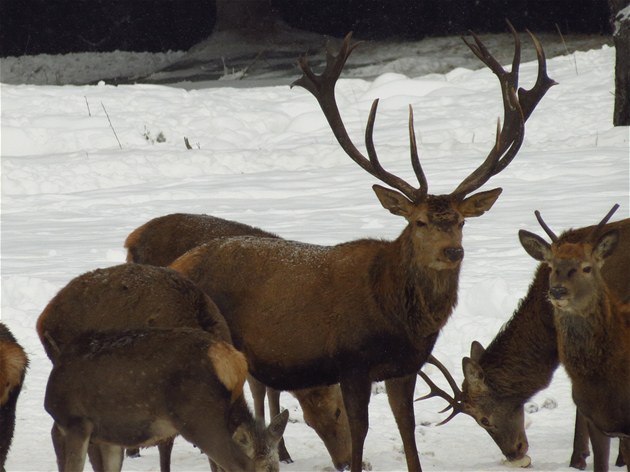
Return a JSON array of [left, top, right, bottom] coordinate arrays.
[[125, 213, 277, 266], [36, 263, 231, 363]]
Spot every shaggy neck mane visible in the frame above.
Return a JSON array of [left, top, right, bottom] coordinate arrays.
[[481, 265, 559, 401], [556, 290, 617, 378], [371, 230, 460, 338]]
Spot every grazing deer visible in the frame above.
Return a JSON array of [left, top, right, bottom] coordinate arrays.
[[37, 263, 287, 472], [417, 218, 629, 469], [0, 323, 28, 472], [125, 213, 352, 469], [44, 327, 289, 472], [168, 25, 554, 472], [517, 206, 630, 468]]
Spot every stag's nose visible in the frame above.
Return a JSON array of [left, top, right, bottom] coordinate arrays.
[[444, 247, 464, 262], [549, 286, 568, 300]]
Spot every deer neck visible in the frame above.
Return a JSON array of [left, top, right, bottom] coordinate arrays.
[[554, 289, 618, 379], [481, 265, 559, 401], [371, 231, 461, 338]]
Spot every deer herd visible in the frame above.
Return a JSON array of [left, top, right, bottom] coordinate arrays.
[[0, 22, 627, 472]]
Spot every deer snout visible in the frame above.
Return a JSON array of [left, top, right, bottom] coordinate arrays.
[[549, 286, 568, 300], [444, 247, 464, 263]]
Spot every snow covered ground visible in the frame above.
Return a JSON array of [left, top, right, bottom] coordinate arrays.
[[1, 32, 628, 471]]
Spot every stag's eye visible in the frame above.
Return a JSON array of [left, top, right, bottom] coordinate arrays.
[[583, 266, 592, 274], [458, 221, 465, 229], [415, 220, 427, 228], [480, 417, 491, 428], [335, 408, 341, 420]]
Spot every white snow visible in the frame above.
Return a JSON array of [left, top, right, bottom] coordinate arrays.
[[1, 35, 628, 472]]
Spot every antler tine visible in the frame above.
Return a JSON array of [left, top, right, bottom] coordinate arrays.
[[409, 105, 428, 199], [365, 100, 422, 201], [293, 32, 426, 202], [534, 210, 558, 242], [452, 21, 555, 198], [590, 203, 620, 239], [416, 355, 466, 426], [519, 30, 558, 122], [416, 371, 466, 426]]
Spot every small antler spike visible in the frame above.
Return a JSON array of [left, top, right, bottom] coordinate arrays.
[[589, 203, 620, 241], [408, 105, 428, 199], [534, 210, 558, 242]]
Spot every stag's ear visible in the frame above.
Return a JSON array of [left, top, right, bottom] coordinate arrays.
[[372, 185, 415, 218], [458, 188, 503, 218], [518, 230, 552, 262], [470, 341, 485, 362], [593, 229, 619, 264], [462, 357, 488, 393], [267, 409, 290, 444]]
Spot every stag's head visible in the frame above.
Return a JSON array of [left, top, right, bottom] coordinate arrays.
[[417, 353, 529, 463], [519, 205, 620, 313], [292, 24, 555, 272]]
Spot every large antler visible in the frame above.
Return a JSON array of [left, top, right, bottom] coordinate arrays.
[[452, 21, 557, 198], [416, 355, 466, 426], [292, 33, 428, 203]]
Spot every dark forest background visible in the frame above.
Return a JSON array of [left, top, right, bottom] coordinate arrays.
[[0, 0, 613, 57]]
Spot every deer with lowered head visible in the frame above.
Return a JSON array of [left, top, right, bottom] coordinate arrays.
[[125, 213, 352, 470], [416, 217, 629, 470], [37, 263, 288, 472], [44, 327, 289, 472], [168, 25, 555, 472], [518, 205, 630, 468]]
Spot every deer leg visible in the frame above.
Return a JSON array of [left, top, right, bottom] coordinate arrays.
[[618, 438, 629, 469], [59, 421, 93, 472], [99, 443, 124, 472], [51, 423, 65, 472], [87, 442, 104, 472], [248, 376, 267, 421], [385, 374, 422, 472], [586, 419, 611, 472], [570, 409, 591, 470], [340, 372, 372, 472], [266, 387, 293, 463], [158, 437, 175, 472]]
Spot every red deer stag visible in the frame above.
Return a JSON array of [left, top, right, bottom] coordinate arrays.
[[37, 263, 288, 472], [417, 218, 629, 470], [44, 327, 289, 472], [0, 322, 28, 472], [168, 25, 554, 471], [518, 205, 629, 468], [125, 213, 352, 469]]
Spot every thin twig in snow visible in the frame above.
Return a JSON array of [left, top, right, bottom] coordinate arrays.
[[101, 102, 122, 149], [84, 96, 91, 117], [555, 24, 578, 76]]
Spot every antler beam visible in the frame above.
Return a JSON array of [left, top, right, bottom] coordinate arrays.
[[292, 33, 427, 202], [452, 21, 557, 197]]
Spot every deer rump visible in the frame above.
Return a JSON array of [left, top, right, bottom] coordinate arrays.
[[171, 235, 443, 391]]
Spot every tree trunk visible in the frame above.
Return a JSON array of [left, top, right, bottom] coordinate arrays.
[[609, 0, 630, 125], [214, 0, 279, 33]]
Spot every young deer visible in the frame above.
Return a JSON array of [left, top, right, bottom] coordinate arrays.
[[169, 25, 554, 472], [45, 327, 289, 472], [125, 213, 352, 469], [0, 323, 28, 472], [518, 205, 630, 468], [417, 218, 629, 469], [37, 263, 287, 472]]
